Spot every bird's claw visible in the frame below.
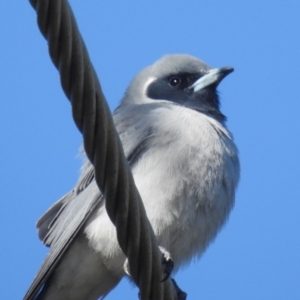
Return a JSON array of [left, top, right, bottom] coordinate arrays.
[[123, 247, 174, 282], [123, 258, 130, 277], [160, 247, 187, 299], [159, 246, 174, 282]]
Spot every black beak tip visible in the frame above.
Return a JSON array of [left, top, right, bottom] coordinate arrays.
[[222, 67, 234, 75]]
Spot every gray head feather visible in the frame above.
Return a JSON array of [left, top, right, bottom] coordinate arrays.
[[121, 54, 232, 123], [122, 54, 210, 105]]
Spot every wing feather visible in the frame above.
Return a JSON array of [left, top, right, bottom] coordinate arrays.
[[25, 103, 161, 299]]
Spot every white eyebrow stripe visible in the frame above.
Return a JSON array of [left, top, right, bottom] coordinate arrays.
[[142, 76, 157, 95]]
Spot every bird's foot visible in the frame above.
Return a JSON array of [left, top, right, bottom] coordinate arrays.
[[123, 258, 130, 277], [123, 246, 174, 282], [159, 246, 174, 282]]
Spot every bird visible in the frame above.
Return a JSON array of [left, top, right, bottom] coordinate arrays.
[[24, 54, 240, 300]]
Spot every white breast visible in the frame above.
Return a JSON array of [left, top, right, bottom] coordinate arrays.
[[85, 104, 239, 272], [132, 105, 240, 267]]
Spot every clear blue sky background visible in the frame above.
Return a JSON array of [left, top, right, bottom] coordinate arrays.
[[1, 1, 299, 299]]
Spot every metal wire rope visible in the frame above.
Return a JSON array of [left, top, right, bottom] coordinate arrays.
[[28, 0, 178, 299]]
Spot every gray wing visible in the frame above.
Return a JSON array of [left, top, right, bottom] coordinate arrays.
[[24, 163, 101, 300], [24, 103, 162, 300], [36, 160, 95, 244]]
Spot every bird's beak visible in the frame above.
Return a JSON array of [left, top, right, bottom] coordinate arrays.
[[190, 67, 234, 92]]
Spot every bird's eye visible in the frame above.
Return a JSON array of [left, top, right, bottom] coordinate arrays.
[[169, 77, 181, 87]]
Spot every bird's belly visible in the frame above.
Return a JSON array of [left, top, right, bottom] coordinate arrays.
[[86, 109, 239, 271], [131, 113, 238, 266]]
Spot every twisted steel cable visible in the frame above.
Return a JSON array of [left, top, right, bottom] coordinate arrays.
[[28, 0, 177, 299]]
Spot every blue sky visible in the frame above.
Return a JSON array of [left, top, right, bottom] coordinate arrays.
[[1, 1, 299, 299]]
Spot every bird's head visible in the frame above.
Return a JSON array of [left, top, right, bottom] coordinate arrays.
[[122, 54, 233, 123]]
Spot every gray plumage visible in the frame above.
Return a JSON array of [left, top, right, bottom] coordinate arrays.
[[24, 54, 240, 300]]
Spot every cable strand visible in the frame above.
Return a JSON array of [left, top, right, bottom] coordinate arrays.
[[29, 0, 179, 299]]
